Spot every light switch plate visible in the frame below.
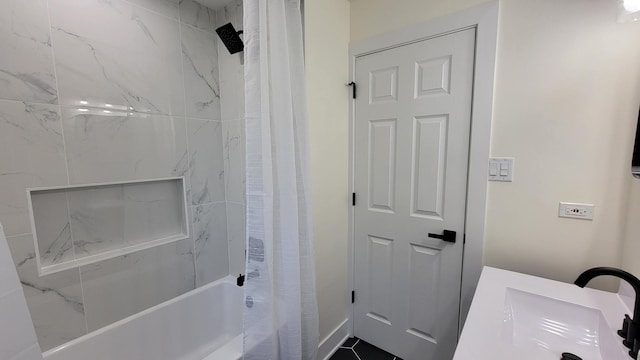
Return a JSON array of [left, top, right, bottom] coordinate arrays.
[[488, 158, 514, 182], [558, 202, 594, 220]]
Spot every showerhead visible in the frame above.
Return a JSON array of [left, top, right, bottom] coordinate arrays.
[[216, 23, 244, 54]]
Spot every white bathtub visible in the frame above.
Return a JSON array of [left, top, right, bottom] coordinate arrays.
[[43, 276, 244, 360]]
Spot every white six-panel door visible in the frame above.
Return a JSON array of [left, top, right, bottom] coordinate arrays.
[[353, 29, 476, 360]]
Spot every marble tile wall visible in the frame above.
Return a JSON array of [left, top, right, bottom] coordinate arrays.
[[30, 191, 73, 269], [217, 0, 247, 279], [28, 179, 187, 270], [0, 224, 42, 360], [0, 0, 231, 351]]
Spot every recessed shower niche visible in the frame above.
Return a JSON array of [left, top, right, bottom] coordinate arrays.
[[27, 177, 190, 276]]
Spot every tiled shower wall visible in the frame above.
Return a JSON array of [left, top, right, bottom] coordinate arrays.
[[0, 0, 242, 351], [218, 0, 246, 278]]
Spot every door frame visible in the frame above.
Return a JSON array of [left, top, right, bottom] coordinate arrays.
[[348, 1, 499, 336]]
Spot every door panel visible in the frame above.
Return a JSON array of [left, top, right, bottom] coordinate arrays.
[[369, 119, 397, 212], [407, 243, 441, 343], [415, 56, 452, 97], [354, 28, 476, 360], [411, 115, 447, 219], [367, 235, 394, 325], [370, 67, 399, 103]]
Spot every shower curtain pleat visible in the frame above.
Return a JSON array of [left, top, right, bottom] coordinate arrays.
[[242, 0, 319, 359]]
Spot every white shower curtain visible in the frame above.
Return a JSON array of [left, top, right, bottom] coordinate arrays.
[[242, 0, 319, 359]]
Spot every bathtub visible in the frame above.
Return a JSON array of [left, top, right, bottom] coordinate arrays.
[[43, 276, 244, 360]]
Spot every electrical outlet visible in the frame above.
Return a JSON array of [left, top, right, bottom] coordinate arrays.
[[558, 202, 594, 220]]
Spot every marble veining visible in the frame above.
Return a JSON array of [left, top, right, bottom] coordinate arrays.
[[179, 0, 217, 33], [218, 0, 243, 31], [21, 275, 83, 315], [181, 23, 221, 120], [65, 180, 187, 259], [188, 119, 225, 205], [192, 202, 229, 286], [67, 185, 126, 258], [6, 234, 86, 351], [217, 0, 244, 122], [0, 0, 58, 104], [0, 0, 238, 351], [49, 0, 185, 115], [0, 100, 67, 237], [127, 0, 181, 20], [173, 122, 191, 177], [31, 190, 74, 268], [120, 180, 187, 244], [80, 239, 195, 331], [226, 202, 246, 276], [39, 222, 73, 267], [223, 120, 246, 204], [217, 0, 245, 280], [62, 108, 188, 184]]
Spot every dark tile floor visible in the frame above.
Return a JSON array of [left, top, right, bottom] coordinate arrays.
[[329, 337, 402, 360]]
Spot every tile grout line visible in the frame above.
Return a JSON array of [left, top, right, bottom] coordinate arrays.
[[77, 259, 89, 334], [221, 86, 234, 276], [192, 200, 227, 208], [42, 0, 68, 186], [182, 20, 218, 38], [5, 232, 34, 239], [0, 96, 225, 121], [43, 0, 61, 109], [220, 120, 245, 124], [214, 8, 237, 281], [64, 190, 87, 334], [0, 97, 55, 107], [333, 338, 403, 360], [350, 339, 361, 360], [185, 116, 224, 122], [351, 348, 363, 360], [120, 0, 179, 22], [0, 97, 225, 123], [45, 0, 90, 336], [0, 286, 23, 300], [176, 8, 198, 289]]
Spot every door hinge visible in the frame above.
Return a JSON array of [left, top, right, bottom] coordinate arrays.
[[351, 290, 355, 304], [463, 233, 466, 245], [347, 81, 357, 99], [352, 193, 356, 206]]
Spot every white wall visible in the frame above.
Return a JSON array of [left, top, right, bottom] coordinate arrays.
[[485, 0, 640, 291], [623, 181, 640, 277], [350, 0, 640, 291], [350, 0, 492, 41], [305, 0, 352, 342]]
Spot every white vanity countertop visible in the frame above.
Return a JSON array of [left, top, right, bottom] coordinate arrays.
[[453, 266, 632, 360]]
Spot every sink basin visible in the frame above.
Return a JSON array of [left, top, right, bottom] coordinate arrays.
[[502, 288, 626, 359]]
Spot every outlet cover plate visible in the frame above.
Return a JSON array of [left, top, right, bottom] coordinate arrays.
[[488, 157, 514, 182], [558, 202, 594, 220]]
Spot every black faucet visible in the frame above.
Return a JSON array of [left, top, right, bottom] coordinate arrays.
[[575, 267, 640, 359]]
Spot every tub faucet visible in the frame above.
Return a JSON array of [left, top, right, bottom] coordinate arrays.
[[574, 267, 640, 359]]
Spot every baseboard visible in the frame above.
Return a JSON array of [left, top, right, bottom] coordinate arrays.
[[318, 318, 350, 360]]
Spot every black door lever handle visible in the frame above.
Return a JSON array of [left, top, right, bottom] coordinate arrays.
[[428, 230, 456, 243]]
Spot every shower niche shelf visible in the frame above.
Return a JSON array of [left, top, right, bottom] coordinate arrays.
[[27, 177, 190, 276]]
